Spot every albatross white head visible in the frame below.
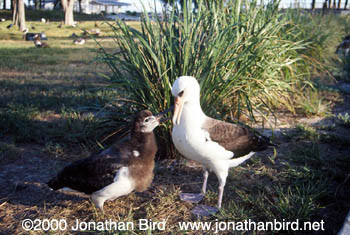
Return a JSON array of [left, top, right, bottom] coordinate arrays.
[[171, 76, 201, 125]]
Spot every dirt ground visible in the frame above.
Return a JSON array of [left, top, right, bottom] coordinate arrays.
[[0, 84, 349, 234]]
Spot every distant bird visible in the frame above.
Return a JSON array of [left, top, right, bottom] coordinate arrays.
[[31, 25, 36, 30], [69, 33, 78, 38], [336, 35, 350, 56], [73, 35, 87, 45], [95, 21, 99, 27], [171, 76, 274, 215], [7, 24, 13, 29], [33, 34, 49, 48], [47, 110, 167, 213], [41, 18, 46, 23], [58, 21, 63, 28], [82, 30, 89, 36], [40, 32, 47, 40], [23, 29, 47, 41], [22, 28, 31, 40], [1, 18, 5, 22], [90, 28, 101, 36]]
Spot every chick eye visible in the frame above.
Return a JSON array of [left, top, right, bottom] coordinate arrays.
[[144, 117, 151, 123], [178, 90, 184, 97]]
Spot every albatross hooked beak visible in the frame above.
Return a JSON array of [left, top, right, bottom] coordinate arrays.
[[173, 96, 184, 125]]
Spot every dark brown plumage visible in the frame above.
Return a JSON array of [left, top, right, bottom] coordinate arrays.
[[202, 118, 271, 157], [47, 110, 164, 212]]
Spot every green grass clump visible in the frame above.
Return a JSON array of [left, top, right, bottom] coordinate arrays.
[[337, 113, 350, 127], [296, 89, 331, 117], [282, 10, 341, 76], [295, 124, 320, 141], [99, 0, 314, 156]]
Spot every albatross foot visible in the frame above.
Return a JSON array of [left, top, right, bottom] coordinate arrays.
[[191, 205, 218, 217], [180, 193, 204, 203]]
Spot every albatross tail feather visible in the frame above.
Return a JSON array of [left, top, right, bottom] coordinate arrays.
[[229, 152, 255, 168]]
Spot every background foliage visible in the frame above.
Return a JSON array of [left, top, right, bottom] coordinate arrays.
[[99, 0, 349, 157]]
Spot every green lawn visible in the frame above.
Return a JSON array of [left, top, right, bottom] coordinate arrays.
[[0, 19, 121, 150]]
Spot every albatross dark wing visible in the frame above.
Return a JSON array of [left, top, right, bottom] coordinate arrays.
[[47, 143, 133, 194], [202, 118, 271, 157]]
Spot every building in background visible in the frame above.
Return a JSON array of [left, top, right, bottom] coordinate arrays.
[[75, 0, 131, 14]]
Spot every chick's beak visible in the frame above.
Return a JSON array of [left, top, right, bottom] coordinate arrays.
[[154, 106, 174, 123], [173, 96, 184, 125], [155, 114, 163, 123]]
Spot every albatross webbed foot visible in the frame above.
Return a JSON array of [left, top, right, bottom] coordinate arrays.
[[180, 193, 204, 204]]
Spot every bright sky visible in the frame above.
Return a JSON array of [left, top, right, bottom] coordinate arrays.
[[120, 0, 347, 12], [121, 0, 163, 12], [4, 0, 347, 13]]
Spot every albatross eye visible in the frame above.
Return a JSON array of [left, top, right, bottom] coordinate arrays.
[[178, 90, 184, 97], [144, 117, 150, 123]]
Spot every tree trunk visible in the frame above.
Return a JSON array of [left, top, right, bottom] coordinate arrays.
[[12, 0, 18, 25], [332, 0, 336, 7], [3, 0, 6, 10], [78, 0, 82, 13], [34, 0, 39, 9], [338, 0, 341, 8], [311, 0, 316, 9], [61, 0, 75, 25], [345, 0, 348, 9], [17, 0, 25, 31], [54, 0, 61, 9]]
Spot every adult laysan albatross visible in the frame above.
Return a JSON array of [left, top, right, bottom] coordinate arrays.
[[171, 76, 273, 215], [48, 110, 166, 213]]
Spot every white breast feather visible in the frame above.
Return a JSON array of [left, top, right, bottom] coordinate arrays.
[[172, 99, 235, 172], [172, 120, 233, 166], [93, 167, 135, 200]]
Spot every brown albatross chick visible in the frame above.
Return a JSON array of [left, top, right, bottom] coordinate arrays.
[[47, 110, 165, 213]]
